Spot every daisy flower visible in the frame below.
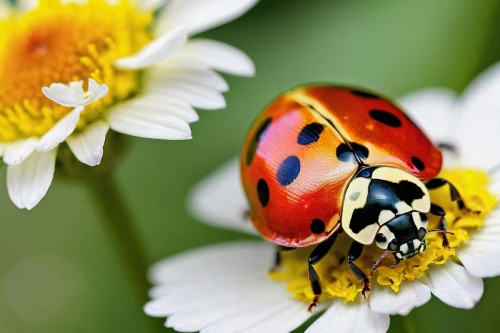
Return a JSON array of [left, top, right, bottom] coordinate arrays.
[[0, 0, 257, 209], [144, 62, 500, 333]]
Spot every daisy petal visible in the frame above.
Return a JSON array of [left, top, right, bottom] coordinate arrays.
[[7, 149, 57, 210], [398, 88, 457, 146], [36, 106, 84, 152], [85, 79, 109, 105], [3, 138, 38, 165], [157, 0, 259, 35], [114, 27, 187, 70], [148, 78, 226, 110], [146, 242, 306, 332], [42, 83, 85, 107], [305, 299, 390, 333], [66, 121, 109, 166], [188, 158, 257, 235], [422, 261, 483, 309], [455, 62, 500, 169], [119, 93, 199, 123], [151, 65, 229, 92], [108, 103, 192, 140], [370, 280, 431, 315], [458, 212, 500, 278], [175, 39, 255, 76]]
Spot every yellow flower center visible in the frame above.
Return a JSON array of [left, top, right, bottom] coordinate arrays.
[[270, 169, 497, 303], [0, 0, 152, 142]]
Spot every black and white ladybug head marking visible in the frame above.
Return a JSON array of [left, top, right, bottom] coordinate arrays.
[[341, 166, 431, 258]]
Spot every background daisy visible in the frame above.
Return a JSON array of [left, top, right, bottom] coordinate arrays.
[[0, 0, 257, 210], [146, 61, 500, 333]]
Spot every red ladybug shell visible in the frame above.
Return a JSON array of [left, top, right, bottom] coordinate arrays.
[[240, 85, 442, 248]]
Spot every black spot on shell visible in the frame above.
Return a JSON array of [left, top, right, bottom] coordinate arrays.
[[297, 123, 324, 145], [412, 156, 425, 171], [246, 118, 272, 166], [336, 144, 357, 163], [369, 110, 402, 128], [350, 142, 369, 160], [276, 156, 301, 186], [310, 219, 326, 234], [351, 90, 379, 99], [257, 179, 270, 207]]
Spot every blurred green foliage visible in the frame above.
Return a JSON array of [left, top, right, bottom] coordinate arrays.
[[1, 0, 500, 332]]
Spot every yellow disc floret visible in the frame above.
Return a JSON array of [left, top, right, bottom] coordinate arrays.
[[270, 169, 497, 303], [0, 0, 152, 142]]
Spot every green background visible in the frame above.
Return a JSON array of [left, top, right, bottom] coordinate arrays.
[[2, 0, 500, 332]]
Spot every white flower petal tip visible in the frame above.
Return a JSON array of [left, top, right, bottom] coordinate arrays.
[[146, 242, 313, 333], [305, 299, 389, 333], [42, 79, 108, 107], [458, 212, 500, 278], [423, 261, 483, 309], [108, 102, 192, 140], [158, 0, 260, 35], [455, 62, 500, 169], [187, 158, 258, 235], [67, 121, 109, 166], [179, 39, 256, 76], [36, 106, 84, 152], [7, 149, 57, 210], [3, 138, 38, 165], [115, 27, 188, 70], [398, 88, 458, 145], [370, 280, 431, 316]]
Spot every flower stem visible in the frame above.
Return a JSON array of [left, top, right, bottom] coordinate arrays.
[[87, 173, 161, 331]]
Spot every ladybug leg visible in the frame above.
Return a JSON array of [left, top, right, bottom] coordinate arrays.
[[348, 241, 371, 298], [427, 203, 454, 249], [307, 233, 338, 312], [426, 178, 480, 215], [270, 246, 295, 273]]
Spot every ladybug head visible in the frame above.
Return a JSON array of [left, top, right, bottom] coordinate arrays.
[[341, 166, 432, 260], [374, 212, 428, 260]]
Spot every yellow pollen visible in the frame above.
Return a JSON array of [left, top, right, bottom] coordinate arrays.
[[0, 0, 152, 142], [270, 169, 497, 303]]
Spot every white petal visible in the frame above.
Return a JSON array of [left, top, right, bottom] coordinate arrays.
[[85, 79, 109, 105], [305, 299, 390, 333], [3, 138, 37, 165], [115, 27, 187, 70], [455, 62, 500, 169], [370, 280, 431, 315], [117, 93, 199, 123], [458, 211, 500, 278], [398, 88, 458, 145], [145, 242, 309, 333], [422, 261, 483, 309], [36, 107, 84, 152], [174, 39, 255, 76], [151, 65, 229, 93], [187, 158, 257, 235], [66, 121, 109, 166], [7, 149, 57, 210], [42, 82, 85, 107], [136, 0, 165, 11], [148, 77, 227, 110], [108, 103, 192, 140], [157, 0, 259, 35]]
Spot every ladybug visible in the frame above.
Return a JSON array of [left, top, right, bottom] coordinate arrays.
[[240, 85, 477, 311]]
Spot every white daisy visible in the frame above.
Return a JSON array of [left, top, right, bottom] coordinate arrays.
[[0, 0, 257, 209], [145, 62, 500, 332]]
